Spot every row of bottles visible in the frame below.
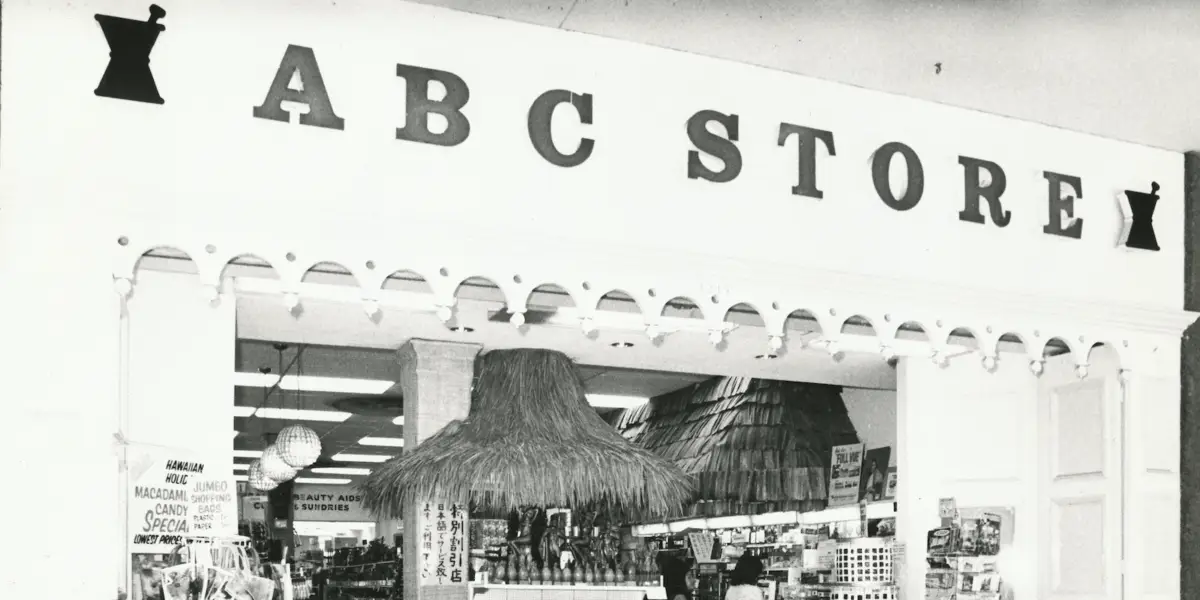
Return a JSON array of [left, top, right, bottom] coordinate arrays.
[[485, 559, 657, 587]]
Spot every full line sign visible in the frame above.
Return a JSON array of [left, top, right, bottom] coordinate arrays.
[[246, 44, 1161, 252]]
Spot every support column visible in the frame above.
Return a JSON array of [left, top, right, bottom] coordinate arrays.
[[1181, 151, 1200, 600], [397, 339, 481, 600]]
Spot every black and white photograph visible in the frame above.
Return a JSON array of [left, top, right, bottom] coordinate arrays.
[[4, 2, 1198, 600]]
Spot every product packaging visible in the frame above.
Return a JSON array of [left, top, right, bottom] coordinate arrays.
[[976, 513, 1002, 556], [923, 569, 955, 600], [926, 527, 960, 556], [959, 518, 981, 555]]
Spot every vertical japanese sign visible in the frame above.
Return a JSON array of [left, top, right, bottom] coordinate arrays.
[[827, 443, 865, 507], [419, 501, 468, 586]]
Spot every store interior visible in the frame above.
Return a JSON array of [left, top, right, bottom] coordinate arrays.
[[225, 269, 918, 600], [127, 259, 1035, 600]]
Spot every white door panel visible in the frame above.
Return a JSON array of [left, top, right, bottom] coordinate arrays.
[[1038, 347, 1123, 600], [897, 354, 1036, 600]]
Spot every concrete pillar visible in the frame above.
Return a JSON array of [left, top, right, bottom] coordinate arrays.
[[397, 339, 481, 600]]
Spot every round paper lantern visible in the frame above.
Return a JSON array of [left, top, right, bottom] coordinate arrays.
[[248, 460, 279, 491], [276, 424, 322, 468], [259, 445, 297, 482]]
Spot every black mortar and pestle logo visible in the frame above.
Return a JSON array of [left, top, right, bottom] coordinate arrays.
[[94, 4, 168, 104]]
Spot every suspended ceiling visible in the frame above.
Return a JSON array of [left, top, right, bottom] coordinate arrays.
[[233, 340, 713, 485], [406, 0, 1200, 152]]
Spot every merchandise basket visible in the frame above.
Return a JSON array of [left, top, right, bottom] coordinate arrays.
[[832, 538, 892, 585], [829, 587, 897, 600]]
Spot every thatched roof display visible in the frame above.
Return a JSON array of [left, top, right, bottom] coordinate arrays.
[[361, 349, 696, 520], [613, 377, 860, 518]]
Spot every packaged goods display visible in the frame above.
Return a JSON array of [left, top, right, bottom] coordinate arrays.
[[922, 500, 1007, 600], [318, 539, 403, 600]]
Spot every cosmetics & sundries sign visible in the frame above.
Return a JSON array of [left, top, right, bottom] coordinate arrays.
[[241, 485, 372, 522], [128, 450, 237, 554]]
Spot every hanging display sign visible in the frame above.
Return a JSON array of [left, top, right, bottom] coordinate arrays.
[[127, 447, 238, 554], [240, 485, 373, 523], [418, 501, 468, 586], [828, 443, 865, 507]]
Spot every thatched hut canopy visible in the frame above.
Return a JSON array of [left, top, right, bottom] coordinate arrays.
[[613, 377, 859, 518], [361, 349, 696, 520]]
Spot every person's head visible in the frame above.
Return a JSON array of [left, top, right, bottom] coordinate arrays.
[[729, 553, 763, 586], [658, 554, 691, 599]]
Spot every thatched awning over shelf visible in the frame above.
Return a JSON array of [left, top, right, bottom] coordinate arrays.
[[613, 377, 860, 519], [361, 349, 696, 520]]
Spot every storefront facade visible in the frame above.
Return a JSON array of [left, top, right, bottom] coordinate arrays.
[[1, 1, 1194, 599]]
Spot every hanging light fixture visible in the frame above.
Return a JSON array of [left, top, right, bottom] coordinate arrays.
[[249, 460, 280, 491], [277, 424, 322, 468], [259, 445, 297, 482], [276, 346, 323, 468]]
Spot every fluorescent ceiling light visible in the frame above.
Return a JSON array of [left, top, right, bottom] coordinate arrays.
[[295, 477, 352, 485], [233, 406, 256, 418], [392, 416, 405, 426], [233, 474, 248, 482], [359, 436, 405, 447], [233, 450, 263, 458], [311, 467, 372, 476], [253, 407, 351, 422], [332, 453, 393, 463], [586, 394, 649, 409], [233, 464, 250, 471], [233, 371, 393, 395]]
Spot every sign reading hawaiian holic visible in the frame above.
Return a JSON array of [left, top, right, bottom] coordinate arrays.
[[127, 447, 238, 554], [246, 43, 1162, 251]]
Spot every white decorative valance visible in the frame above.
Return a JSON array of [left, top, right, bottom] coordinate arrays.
[[111, 228, 1197, 377]]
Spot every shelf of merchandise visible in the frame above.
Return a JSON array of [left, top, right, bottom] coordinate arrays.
[[633, 501, 897, 537], [470, 582, 667, 600]]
